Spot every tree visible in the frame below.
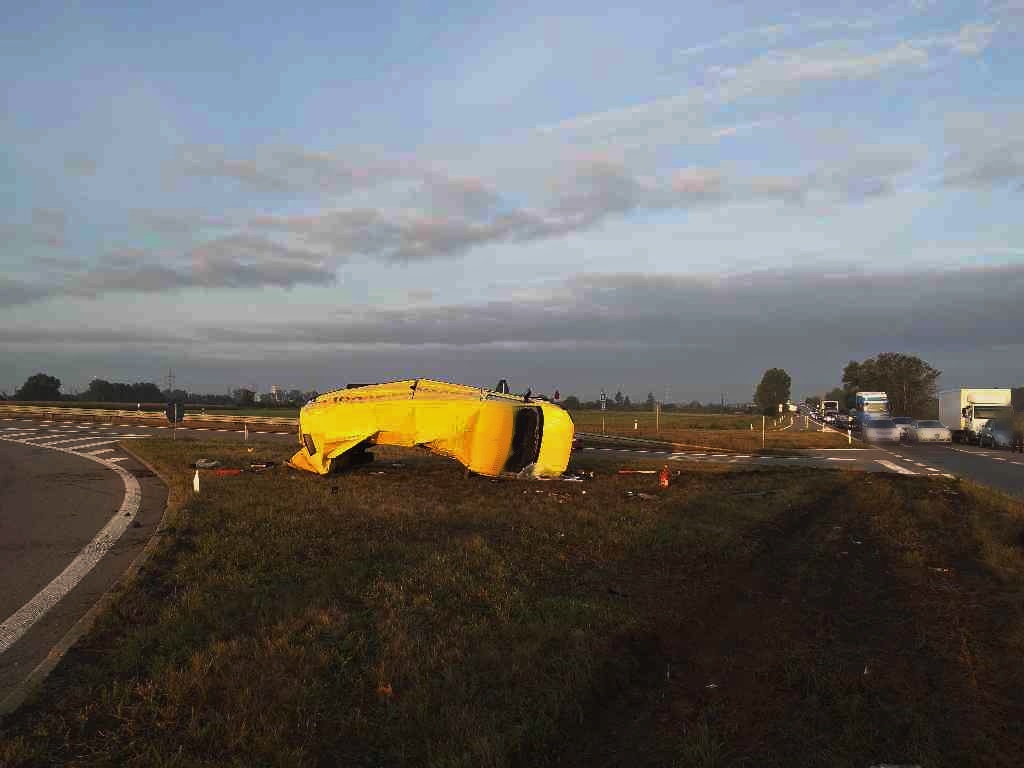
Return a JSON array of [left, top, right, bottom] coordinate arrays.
[[232, 388, 255, 406], [1012, 387, 1024, 412], [562, 395, 581, 409], [842, 353, 941, 418], [15, 373, 62, 401], [645, 392, 656, 409], [614, 390, 624, 407], [754, 368, 792, 415], [805, 396, 822, 409], [623, 395, 632, 408]]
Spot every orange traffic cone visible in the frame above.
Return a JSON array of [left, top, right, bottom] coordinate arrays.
[[659, 465, 670, 488]]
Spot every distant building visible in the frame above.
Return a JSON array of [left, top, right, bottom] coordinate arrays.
[[270, 384, 282, 403]]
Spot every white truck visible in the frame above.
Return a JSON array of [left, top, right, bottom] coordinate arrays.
[[938, 388, 1013, 444], [822, 399, 840, 423], [854, 391, 890, 427]]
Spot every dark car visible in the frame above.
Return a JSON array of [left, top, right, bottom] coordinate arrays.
[[891, 416, 914, 439]]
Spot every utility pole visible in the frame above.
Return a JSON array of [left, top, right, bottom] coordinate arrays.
[[165, 368, 175, 395]]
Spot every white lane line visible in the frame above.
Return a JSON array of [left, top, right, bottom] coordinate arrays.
[[87, 448, 114, 455], [0, 440, 141, 655], [635, 449, 649, 453], [106, 457, 128, 462], [993, 457, 1007, 462], [32, 436, 113, 447], [195, 428, 209, 431], [63, 440, 120, 450], [924, 467, 939, 472], [875, 459, 917, 475], [734, 455, 752, 458], [827, 458, 856, 461]]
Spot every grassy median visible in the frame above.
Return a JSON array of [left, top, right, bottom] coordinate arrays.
[[2, 440, 1023, 767], [570, 409, 853, 450]]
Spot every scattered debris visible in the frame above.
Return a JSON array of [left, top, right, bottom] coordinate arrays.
[[191, 458, 220, 469], [618, 469, 657, 475], [930, 567, 951, 574], [704, 682, 718, 689], [376, 682, 393, 702], [213, 468, 243, 476], [625, 491, 657, 500], [659, 465, 670, 488]]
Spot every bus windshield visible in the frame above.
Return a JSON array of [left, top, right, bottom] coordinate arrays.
[[864, 403, 888, 412]]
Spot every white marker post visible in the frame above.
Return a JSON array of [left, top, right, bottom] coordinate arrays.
[[762, 415, 766, 448], [244, 422, 248, 442]]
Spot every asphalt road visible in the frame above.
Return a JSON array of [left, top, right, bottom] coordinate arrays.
[[0, 429, 166, 708]]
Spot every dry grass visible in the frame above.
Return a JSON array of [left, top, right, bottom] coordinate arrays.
[[2, 440, 1023, 767], [570, 409, 853, 450]]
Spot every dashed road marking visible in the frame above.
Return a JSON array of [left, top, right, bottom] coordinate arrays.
[[87, 448, 114, 455], [875, 459, 917, 475]]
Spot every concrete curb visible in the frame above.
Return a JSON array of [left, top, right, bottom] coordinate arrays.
[[0, 443, 173, 718]]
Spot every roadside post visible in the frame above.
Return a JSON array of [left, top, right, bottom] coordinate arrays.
[[600, 390, 607, 435], [848, 429, 852, 444], [762, 415, 765, 448], [244, 421, 248, 442], [655, 401, 660, 434]]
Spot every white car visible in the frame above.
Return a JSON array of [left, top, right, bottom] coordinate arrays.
[[905, 420, 952, 443], [861, 418, 903, 443]]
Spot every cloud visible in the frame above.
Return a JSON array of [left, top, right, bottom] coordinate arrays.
[[171, 145, 412, 194], [943, 111, 1024, 188], [30, 208, 67, 248], [9, 264, 1022, 398], [130, 210, 232, 234], [196, 263, 1024, 350], [63, 153, 98, 176], [60, 236, 337, 298], [0, 277, 53, 306], [546, 18, 995, 150]]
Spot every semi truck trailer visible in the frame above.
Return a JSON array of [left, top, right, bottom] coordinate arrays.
[[937, 388, 1012, 444]]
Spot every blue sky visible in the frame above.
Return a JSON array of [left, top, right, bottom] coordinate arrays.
[[2, 0, 1022, 401]]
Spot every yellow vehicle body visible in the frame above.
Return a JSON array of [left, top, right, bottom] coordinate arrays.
[[288, 379, 575, 479]]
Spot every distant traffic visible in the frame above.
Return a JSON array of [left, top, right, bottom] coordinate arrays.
[[799, 387, 1020, 449]]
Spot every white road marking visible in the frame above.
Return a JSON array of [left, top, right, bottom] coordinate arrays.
[[924, 467, 939, 472], [0, 440, 141, 655], [827, 458, 856, 461], [87, 448, 114, 455], [875, 459, 917, 475], [106, 457, 128, 462], [62, 440, 120, 450], [33, 436, 117, 447]]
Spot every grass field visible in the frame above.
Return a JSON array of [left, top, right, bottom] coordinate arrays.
[[3, 440, 1023, 767], [570, 409, 853, 451]]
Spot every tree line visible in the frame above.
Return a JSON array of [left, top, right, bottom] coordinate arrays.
[[1, 373, 316, 407]]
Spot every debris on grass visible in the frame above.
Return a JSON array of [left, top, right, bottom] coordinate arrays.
[[191, 458, 220, 469]]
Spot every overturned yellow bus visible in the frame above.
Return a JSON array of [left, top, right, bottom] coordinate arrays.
[[288, 379, 575, 479]]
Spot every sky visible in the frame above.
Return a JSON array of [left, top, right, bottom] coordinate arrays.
[[2, 0, 1023, 402]]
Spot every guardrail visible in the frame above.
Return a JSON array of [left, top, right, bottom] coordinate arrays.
[[0, 404, 298, 427]]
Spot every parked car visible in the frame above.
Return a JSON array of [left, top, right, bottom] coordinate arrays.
[[979, 419, 1015, 449], [891, 416, 914, 438], [905, 420, 952, 443], [861, 418, 903, 443]]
